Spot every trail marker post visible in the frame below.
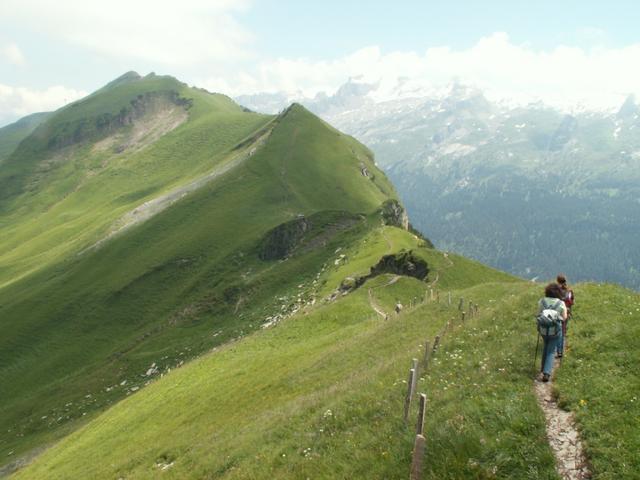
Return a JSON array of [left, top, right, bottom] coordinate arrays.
[[416, 393, 427, 435], [403, 368, 417, 423], [433, 335, 441, 353], [423, 340, 431, 366], [410, 434, 426, 480]]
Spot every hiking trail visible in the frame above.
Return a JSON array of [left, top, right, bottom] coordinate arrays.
[[368, 288, 387, 319], [365, 228, 403, 318], [426, 252, 453, 288], [534, 372, 591, 479], [86, 121, 275, 252]]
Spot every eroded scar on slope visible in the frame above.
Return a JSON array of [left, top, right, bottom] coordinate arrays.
[[85, 122, 276, 252]]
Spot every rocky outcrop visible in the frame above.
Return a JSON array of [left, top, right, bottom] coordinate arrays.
[[370, 251, 429, 279], [46, 91, 193, 151], [339, 251, 429, 293], [381, 199, 409, 230], [258, 216, 311, 260]]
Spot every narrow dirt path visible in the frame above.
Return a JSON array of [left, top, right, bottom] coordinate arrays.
[[367, 274, 402, 318], [368, 288, 387, 319], [85, 123, 275, 252], [534, 374, 591, 479], [382, 231, 393, 252], [426, 252, 451, 288], [364, 227, 400, 318]]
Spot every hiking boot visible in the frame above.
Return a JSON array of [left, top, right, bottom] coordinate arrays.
[[542, 373, 550, 382]]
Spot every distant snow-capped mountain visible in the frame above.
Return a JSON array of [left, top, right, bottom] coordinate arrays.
[[237, 80, 640, 289]]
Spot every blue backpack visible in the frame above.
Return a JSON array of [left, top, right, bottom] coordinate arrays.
[[536, 299, 563, 336]]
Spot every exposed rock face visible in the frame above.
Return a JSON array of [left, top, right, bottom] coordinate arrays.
[[339, 251, 429, 293], [258, 216, 312, 260], [45, 91, 192, 151], [381, 199, 409, 230], [370, 251, 429, 279]]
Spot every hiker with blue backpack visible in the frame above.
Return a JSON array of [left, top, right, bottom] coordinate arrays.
[[535, 283, 568, 382]]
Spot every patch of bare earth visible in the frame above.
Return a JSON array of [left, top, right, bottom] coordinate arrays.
[[534, 373, 592, 479], [86, 122, 275, 252], [92, 103, 188, 156]]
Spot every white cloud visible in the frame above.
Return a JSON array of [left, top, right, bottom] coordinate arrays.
[[199, 33, 640, 110], [1, 43, 26, 66], [0, 0, 252, 66], [0, 84, 87, 125]]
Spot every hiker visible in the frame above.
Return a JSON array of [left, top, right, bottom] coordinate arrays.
[[395, 302, 403, 314], [556, 274, 575, 358], [536, 283, 567, 382]]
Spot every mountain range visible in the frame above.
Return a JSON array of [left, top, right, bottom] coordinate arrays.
[[238, 79, 640, 289]]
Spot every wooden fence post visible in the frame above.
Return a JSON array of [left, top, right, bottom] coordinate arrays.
[[423, 340, 431, 366], [403, 368, 417, 422], [458, 297, 464, 311], [410, 434, 426, 480], [461, 311, 466, 323], [416, 393, 427, 435], [432, 335, 440, 353]]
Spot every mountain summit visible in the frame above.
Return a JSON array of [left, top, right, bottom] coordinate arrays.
[[0, 72, 401, 470]]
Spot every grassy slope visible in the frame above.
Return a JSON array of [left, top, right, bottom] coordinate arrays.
[[0, 73, 271, 288], [13, 228, 564, 480], [14, 233, 639, 479], [0, 99, 395, 466], [2, 76, 638, 479], [0, 112, 51, 164], [554, 283, 640, 479]]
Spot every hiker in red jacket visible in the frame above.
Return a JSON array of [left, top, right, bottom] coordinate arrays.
[[556, 274, 574, 358]]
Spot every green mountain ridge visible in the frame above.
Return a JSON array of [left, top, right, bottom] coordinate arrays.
[[1, 74, 638, 479], [238, 82, 640, 290], [0, 73, 397, 473]]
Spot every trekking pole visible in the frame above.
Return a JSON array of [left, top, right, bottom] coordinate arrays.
[[533, 333, 541, 373]]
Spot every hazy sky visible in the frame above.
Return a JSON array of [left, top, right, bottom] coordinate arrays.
[[1, 0, 640, 126]]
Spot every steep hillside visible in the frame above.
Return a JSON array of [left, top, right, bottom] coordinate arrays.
[[0, 112, 51, 163], [0, 74, 397, 471], [0, 72, 271, 288]]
